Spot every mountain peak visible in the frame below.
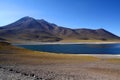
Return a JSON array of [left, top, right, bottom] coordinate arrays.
[[14, 16, 36, 24], [20, 16, 35, 21]]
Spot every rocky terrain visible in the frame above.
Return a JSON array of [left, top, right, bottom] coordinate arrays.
[[0, 61, 120, 80]]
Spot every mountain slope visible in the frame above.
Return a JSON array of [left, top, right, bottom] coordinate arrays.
[[75, 28, 120, 40], [0, 17, 62, 42], [0, 16, 119, 42]]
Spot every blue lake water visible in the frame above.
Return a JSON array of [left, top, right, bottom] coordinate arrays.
[[16, 44, 120, 54]]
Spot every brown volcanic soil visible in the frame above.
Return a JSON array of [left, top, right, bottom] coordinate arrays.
[[0, 42, 120, 80]]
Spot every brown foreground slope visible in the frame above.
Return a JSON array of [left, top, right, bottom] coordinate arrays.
[[0, 42, 120, 80]]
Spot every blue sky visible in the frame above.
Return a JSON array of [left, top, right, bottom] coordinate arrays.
[[0, 0, 120, 36]]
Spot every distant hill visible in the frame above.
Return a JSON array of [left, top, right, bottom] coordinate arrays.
[[0, 16, 120, 42]]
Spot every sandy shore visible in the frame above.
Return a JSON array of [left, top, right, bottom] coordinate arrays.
[[0, 42, 120, 80], [12, 41, 120, 45]]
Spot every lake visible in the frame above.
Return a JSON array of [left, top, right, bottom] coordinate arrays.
[[16, 44, 120, 54]]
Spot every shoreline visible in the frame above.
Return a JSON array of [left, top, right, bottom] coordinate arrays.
[[39, 52, 120, 58], [12, 45, 120, 58], [12, 41, 120, 45], [12, 42, 120, 58]]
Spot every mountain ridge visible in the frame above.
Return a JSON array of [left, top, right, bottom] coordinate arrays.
[[0, 16, 120, 42]]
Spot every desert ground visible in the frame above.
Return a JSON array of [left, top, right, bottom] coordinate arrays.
[[0, 42, 120, 80]]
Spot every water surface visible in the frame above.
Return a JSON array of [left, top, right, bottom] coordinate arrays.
[[16, 44, 120, 54]]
